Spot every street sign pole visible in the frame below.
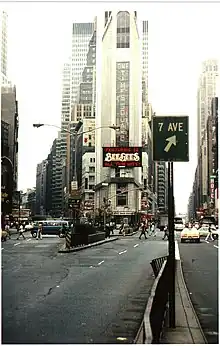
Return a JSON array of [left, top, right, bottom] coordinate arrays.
[[152, 115, 189, 330], [168, 161, 175, 328]]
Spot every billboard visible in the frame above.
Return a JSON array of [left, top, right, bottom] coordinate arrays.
[[103, 147, 142, 167], [12, 208, 30, 219], [116, 61, 130, 146]]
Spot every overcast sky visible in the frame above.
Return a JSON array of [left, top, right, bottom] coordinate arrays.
[[2, 1, 220, 214]]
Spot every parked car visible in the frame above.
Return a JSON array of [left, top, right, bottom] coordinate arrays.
[[181, 227, 200, 243], [31, 220, 69, 238]]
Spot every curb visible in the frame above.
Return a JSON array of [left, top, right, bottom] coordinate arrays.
[[178, 259, 207, 343], [58, 236, 119, 253]]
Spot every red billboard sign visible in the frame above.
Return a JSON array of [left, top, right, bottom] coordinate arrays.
[[102, 147, 142, 167]]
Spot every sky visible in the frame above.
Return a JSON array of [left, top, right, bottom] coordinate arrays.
[[2, 0, 220, 214]]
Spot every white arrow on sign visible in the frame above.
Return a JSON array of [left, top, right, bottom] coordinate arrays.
[[164, 135, 177, 152]]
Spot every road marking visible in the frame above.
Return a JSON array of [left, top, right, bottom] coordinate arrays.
[[56, 285, 60, 288], [206, 331, 218, 336], [175, 240, 180, 260], [213, 245, 219, 249], [134, 244, 139, 248], [1, 248, 4, 250], [117, 337, 127, 341], [89, 266, 93, 268], [98, 260, 104, 265], [205, 240, 209, 243], [27, 238, 31, 241], [119, 250, 127, 255], [14, 242, 20, 246]]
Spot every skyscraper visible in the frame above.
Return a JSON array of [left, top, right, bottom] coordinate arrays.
[[95, 11, 142, 222], [70, 22, 94, 106], [197, 59, 218, 153], [0, 10, 8, 84]]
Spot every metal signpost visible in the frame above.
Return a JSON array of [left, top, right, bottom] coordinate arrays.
[[153, 115, 189, 328]]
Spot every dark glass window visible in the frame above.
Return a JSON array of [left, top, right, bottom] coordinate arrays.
[[117, 11, 130, 49], [116, 183, 128, 206]]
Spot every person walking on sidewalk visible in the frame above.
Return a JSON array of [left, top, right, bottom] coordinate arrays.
[[162, 225, 169, 240], [17, 224, 26, 240], [205, 223, 214, 241], [139, 221, 147, 240]]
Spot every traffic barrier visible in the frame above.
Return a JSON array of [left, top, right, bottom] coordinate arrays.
[[65, 232, 72, 249], [134, 257, 169, 344], [150, 255, 168, 277]]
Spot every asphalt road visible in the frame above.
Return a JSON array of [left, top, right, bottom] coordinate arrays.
[[178, 235, 219, 344], [2, 231, 168, 344]]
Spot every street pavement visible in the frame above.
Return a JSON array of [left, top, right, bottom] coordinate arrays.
[[177, 233, 219, 344], [2, 231, 168, 344]]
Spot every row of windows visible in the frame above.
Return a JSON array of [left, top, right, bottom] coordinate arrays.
[[117, 12, 130, 49]]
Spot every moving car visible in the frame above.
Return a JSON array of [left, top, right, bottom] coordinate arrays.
[[31, 220, 69, 238], [180, 227, 200, 243], [199, 225, 219, 239]]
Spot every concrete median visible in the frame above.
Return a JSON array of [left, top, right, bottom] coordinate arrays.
[[58, 236, 119, 253]]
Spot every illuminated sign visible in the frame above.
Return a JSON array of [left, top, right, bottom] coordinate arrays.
[[103, 147, 142, 167], [210, 176, 216, 203]]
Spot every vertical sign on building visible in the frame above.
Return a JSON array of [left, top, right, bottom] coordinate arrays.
[[116, 62, 130, 147], [210, 175, 215, 205]]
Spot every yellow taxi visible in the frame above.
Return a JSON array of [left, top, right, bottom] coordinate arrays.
[[180, 226, 200, 243]]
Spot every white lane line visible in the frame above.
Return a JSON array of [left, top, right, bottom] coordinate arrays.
[[98, 260, 104, 265], [89, 266, 93, 268], [56, 285, 60, 288], [205, 240, 209, 243], [175, 240, 180, 260], [214, 245, 219, 249], [14, 242, 20, 246], [119, 250, 127, 255], [27, 238, 31, 241], [134, 244, 139, 248]]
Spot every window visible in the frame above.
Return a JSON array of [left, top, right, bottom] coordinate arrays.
[[89, 166, 95, 173], [116, 183, 128, 206], [117, 11, 130, 48]]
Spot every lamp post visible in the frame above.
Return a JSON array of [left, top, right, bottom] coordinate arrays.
[[33, 121, 120, 182], [33, 122, 120, 218]]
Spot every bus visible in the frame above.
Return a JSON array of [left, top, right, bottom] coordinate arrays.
[[174, 217, 184, 231]]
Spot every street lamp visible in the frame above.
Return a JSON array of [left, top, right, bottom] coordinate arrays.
[[33, 122, 120, 212]]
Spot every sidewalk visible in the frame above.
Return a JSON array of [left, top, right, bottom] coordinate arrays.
[[59, 236, 119, 253], [161, 260, 207, 344]]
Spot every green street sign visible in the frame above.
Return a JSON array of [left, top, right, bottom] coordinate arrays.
[[153, 116, 189, 162]]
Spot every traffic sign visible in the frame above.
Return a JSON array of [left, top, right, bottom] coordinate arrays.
[[153, 116, 189, 162]]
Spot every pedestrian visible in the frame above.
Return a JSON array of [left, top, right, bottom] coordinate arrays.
[[5, 223, 11, 239], [139, 221, 147, 240], [205, 223, 214, 241], [162, 225, 169, 240], [37, 223, 43, 240], [17, 223, 26, 240], [119, 222, 124, 235], [151, 222, 156, 237]]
